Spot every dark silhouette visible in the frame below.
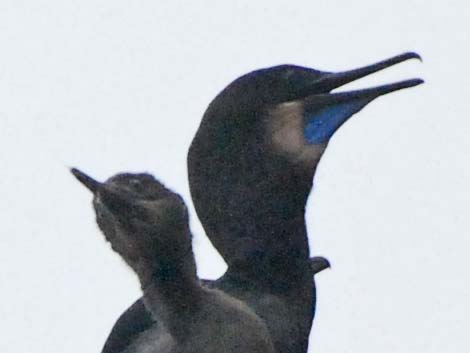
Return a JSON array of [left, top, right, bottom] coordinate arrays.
[[100, 52, 422, 353], [101, 257, 330, 353], [72, 168, 276, 353]]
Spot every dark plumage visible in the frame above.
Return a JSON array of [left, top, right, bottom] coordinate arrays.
[[100, 52, 422, 353], [186, 52, 422, 353], [189, 52, 422, 275], [72, 168, 275, 353], [101, 257, 330, 353]]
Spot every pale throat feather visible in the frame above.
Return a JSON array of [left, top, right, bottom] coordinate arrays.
[[266, 101, 326, 166]]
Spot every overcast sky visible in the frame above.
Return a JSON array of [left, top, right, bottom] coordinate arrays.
[[1, 1, 469, 353]]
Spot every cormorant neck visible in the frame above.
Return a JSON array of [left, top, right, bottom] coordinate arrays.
[[226, 210, 311, 290], [134, 244, 203, 342], [223, 172, 314, 291]]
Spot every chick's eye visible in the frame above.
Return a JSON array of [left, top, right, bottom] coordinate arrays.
[[129, 179, 143, 191]]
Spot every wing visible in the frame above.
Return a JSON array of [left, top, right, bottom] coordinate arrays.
[[101, 298, 154, 353]]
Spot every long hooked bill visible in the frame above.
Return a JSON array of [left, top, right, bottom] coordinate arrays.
[[312, 52, 422, 93], [71, 168, 102, 193]]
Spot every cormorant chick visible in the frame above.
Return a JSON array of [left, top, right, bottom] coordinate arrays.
[[71, 168, 275, 353]]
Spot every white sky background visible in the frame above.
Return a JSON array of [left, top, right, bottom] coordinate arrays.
[[1, 1, 468, 352]]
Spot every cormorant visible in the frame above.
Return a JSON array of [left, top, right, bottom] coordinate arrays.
[[100, 52, 423, 353], [71, 168, 276, 353]]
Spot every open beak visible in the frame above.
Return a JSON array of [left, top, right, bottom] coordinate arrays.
[[311, 52, 422, 93], [301, 53, 423, 145]]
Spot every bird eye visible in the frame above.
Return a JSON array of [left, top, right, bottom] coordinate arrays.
[[129, 179, 143, 191]]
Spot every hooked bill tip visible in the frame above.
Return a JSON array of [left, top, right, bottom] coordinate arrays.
[[312, 51, 424, 94], [401, 51, 423, 62]]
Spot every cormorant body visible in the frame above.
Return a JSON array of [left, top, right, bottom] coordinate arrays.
[[100, 52, 423, 353], [72, 168, 275, 353]]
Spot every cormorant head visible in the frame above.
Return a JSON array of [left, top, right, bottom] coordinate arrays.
[[194, 53, 423, 171], [188, 52, 423, 269], [71, 168, 192, 277]]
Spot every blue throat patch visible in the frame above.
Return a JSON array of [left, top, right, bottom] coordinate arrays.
[[304, 100, 368, 144]]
